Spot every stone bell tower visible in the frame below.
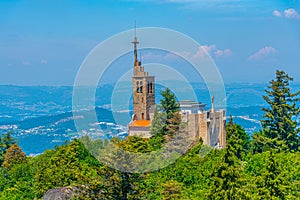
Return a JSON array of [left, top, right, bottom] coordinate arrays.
[[132, 33, 155, 121]]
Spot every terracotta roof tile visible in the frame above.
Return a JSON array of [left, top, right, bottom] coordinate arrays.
[[129, 120, 151, 127]]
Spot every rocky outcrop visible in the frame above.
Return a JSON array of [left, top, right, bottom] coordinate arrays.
[[42, 186, 79, 200]]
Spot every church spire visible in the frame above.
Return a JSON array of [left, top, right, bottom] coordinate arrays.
[[132, 22, 139, 65]]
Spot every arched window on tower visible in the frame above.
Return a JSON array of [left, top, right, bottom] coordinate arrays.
[[136, 81, 140, 93], [139, 81, 143, 93], [149, 82, 153, 93]]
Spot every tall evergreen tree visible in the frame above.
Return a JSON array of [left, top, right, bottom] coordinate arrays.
[[1, 131, 16, 149], [255, 151, 287, 199], [160, 88, 180, 120], [150, 105, 166, 136], [260, 70, 300, 152], [226, 116, 251, 160], [150, 88, 181, 138], [166, 111, 182, 137], [207, 117, 249, 199], [159, 88, 180, 136], [0, 131, 17, 165]]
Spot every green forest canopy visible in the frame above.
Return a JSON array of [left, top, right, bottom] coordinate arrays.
[[0, 70, 299, 199]]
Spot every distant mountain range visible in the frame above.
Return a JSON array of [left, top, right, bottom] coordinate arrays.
[[0, 83, 299, 155]]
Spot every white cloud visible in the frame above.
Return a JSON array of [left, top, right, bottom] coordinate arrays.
[[273, 10, 282, 17], [201, 44, 216, 54], [247, 46, 276, 61], [284, 8, 300, 19], [194, 45, 232, 59], [214, 49, 232, 58], [193, 45, 215, 58], [273, 8, 300, 19], [141, 44, 231, 63]]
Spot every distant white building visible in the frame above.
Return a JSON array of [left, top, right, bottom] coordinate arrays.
[[179, 100, 206, 114]]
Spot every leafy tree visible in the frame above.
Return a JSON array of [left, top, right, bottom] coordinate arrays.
[[0, 134, 299, 199], [0, 161, 35, 200], [148, 133, 165, 150], [259, 70, 300, 152], [161, 180, 183, 200], [33, 139, 100, 198], [117, 136, 151, 153], [99, 137, 148, 199], [80, 135, 107, 156], [2, 143, 27, 170]]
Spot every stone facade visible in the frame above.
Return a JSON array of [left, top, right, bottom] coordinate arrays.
[[132, 35, 155, 121], [179, 100, 226, 148], [128, 34, 154, 137]]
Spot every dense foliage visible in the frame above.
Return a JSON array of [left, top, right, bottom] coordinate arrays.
[[0, 135, 299, 199], [0, 70, 299, 199]]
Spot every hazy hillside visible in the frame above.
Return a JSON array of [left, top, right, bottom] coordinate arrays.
[[0, 83, 299, 155]]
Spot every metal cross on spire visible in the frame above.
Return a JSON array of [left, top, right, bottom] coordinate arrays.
[[132, 21, 139, 64]]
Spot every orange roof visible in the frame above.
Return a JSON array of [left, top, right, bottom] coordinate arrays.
[[130, 120, 151, 127]]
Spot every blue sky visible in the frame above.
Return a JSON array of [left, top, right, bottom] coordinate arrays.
[[0, 0, 300, 85]]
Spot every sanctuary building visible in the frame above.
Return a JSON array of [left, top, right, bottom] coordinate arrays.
[[127, 34, 226, 148]]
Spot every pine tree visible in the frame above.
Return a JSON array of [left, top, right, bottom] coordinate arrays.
[[160, 88, 180, 120], [255, 151, 287, 199], [226, 116, 250, 160], [150, 105, 166, 136], [166, 111, 182, 137], [1, 131, 16, 149], [260, 70, 300, 152], [0, 131, 16, 165], [207, 117, 249, 199], [159, 88, 180, 136]]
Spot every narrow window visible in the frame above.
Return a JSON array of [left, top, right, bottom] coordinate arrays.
[[147, 82, 150, 93], [140, 81, 143, 93], [136, 81, 139, 93], [150, 82, 153, 93]]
